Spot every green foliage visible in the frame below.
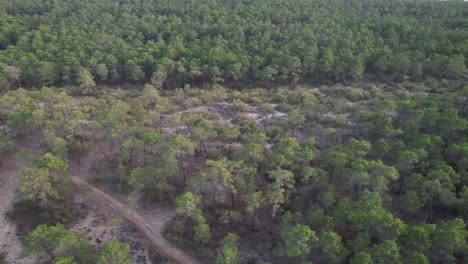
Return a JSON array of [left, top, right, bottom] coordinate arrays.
[[402, 225, 434, 253], [175, 192, 211, 245], [77, 68, 95, 95], [281, 224, 317, 258], [193, 222, 211, 245], [267, 168, 295, 216], [0, 66, 467, 263], [350, 251, 372, 264], [431, 218, 468, 263], [53, 256, 78, 264], [19, 167, 60, 204], [23, 224, 91, 262], [402, 252, 429, 264], [318, 230, 348, 263], [0, 134, 11, 155], [23, 224, 131, 264], [19, 153, 71, 206], [216, 233, 240, 264], [176, 192, 202, 219], [370, 240, 401, 264], [1, 0, 466, 91], [350, 190, 406, 242], [97, 239, 131, 264]]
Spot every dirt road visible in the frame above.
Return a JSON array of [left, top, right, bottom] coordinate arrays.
[[71, 176, 198, 264]]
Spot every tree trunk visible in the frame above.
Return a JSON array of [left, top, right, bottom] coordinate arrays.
[[202, 140, 208, 153], [180, 159, 186, 188], [328, 173, 334, 184], [231, 192, 235, 209], [397, 176, 405, 196], [201, 191, 207, 210], [312, 190, 319, 204]]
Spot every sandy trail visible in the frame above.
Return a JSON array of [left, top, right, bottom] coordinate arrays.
[[0, 157, 36, 264], [71, 176, 198, 264]]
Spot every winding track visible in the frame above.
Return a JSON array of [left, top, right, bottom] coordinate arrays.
[[71, 176, 198, 264]]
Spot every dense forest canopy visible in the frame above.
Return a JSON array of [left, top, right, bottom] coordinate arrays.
[[0, 0, 467, 89]]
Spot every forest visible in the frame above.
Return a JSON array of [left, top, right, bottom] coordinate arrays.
[[0, 0, 467, 89], [0, 0, 467, 264]]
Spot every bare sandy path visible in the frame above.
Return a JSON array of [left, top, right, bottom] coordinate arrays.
[[0, 157, 35, 264], [71, 176, 198, 264]]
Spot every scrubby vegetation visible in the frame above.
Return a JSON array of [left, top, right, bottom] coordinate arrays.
[[23, 224, 131, 264], [0, 79, 467, 263], [1, 0, 467, 263]]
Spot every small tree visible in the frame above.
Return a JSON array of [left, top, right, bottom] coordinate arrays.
[[319, 230, 349, 263], [267, 168, 295, 216], [175, 192, 211, 245], [350, 251, 372, 264], [176, 192, 202, 219], [3, 65, 21, 88], [242, 191, 263, 230], [370, 240, 401, 264], [97, 239, 132, 264], [281, 224, 317, 262], [77, 68, 95, 95], [19, 153, 71, 206], [23, 224, 91, 261], [216, 233, 240, 264]]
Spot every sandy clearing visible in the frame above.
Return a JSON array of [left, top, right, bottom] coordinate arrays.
[[71, 176, 198, 264]]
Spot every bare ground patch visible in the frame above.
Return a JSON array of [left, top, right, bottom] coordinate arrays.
[[73, 193, 163, 264], [0, 155, 36, 264]]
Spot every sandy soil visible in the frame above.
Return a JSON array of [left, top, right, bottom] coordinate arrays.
[[73, 194, 158, 264], [67, 137, 198, 263], [0, 155, 36, 264], [0, 134, 173, 264], [72, 176, 198, 264]]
